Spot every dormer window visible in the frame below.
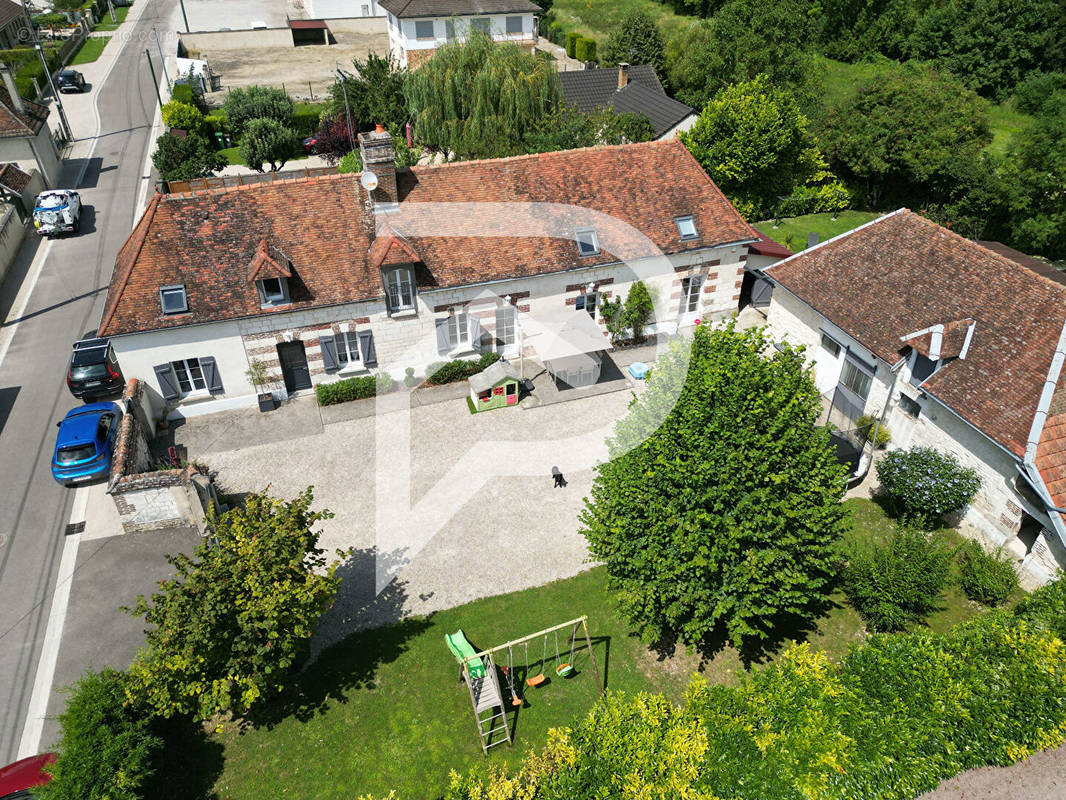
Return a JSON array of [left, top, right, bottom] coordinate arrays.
[[385, 267, 416, 313], [575, 227, 599, 256], [675, 215, 698, 240], [258, 277, 289, 307], [160, 284, 188, 315]]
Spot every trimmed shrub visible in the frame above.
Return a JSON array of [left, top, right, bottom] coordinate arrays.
[[316, 372, 393, 406], [856, 413, 890, 449], [426, 352, 501, 385], [160, 100, 205, 134], [876, 446, 981, 528], [37, 669, 161, 800], [547, 21, 564, 45], [844, 524, 953, 631], [291, 106, 321, 137], [170, 81, 207, 113], [958, 540, 1019, 606], [203, 113, 228, 134], [565, 31, 579, 58], [223, 85, 294, 137], [1016, 577, 1066, 639], [574, 37, 596, 63]]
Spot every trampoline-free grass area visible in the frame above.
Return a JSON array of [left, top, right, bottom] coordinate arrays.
[[157, 499, 999, 800]]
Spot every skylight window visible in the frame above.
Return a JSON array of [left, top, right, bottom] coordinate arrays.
[[575, 227, 600, 256], [675, 215, 698, 240], [159, 285, 188, 315]]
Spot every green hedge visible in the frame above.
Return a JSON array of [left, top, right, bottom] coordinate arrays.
[[291, 107, 320, 137], [547, 21, 565, 45], [315, 372, 394, 406], [426, 352, 500, 385], [445, 577, 1066, 800], [565, 32, 579, 59], [958, 540, 1019, 607], [574, 37, 596, 62]]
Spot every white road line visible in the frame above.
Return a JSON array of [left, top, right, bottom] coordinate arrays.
[[16, 487, 87, 758]]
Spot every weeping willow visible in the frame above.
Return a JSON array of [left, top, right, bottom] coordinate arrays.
[[405, 31, 561, 160]]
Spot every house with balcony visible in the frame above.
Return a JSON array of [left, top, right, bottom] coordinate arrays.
[[98, 133, 757, 423], [760, 209, 1066, 586], [381, 0, 540, 68]]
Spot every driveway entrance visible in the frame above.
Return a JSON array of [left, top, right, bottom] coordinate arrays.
[[277, 341, 311, 394]]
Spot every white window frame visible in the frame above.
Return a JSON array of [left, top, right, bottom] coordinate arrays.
[[414, 19, 435, 39], [496, 305, 516, 346], [336, 331, 363, 372], [679, 275, 702, 317], [675, 215, 698, 240], [172, 357, 208, 397], [159, 284, 188, 315], [505, 15, 522, 34], [575, 227, 599, 256], [386, 268, 416, 313], [444, 310, 471, 352], [258, 276, 289, 307], [575, 291, 598, 320]]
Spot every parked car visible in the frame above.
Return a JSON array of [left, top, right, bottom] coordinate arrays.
[[51, 402, 122, 486], [302, 134, 319, 154], [67, 337, 124, 400], [0, 753, 55, 800], [32, 189, 81, 237], [55, 68, 85, 93]]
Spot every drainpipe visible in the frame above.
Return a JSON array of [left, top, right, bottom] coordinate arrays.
[[851, 355, 906, 483]]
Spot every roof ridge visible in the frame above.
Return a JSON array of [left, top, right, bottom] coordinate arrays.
[[409, 139, 679, 174], [163, 170, 354, 201], [98, 192, 162, 335]]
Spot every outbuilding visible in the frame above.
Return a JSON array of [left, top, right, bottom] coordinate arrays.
[[468, 360, 519, 412]]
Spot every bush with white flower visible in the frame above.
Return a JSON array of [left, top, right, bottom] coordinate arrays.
[[876, 446, 981, 528]]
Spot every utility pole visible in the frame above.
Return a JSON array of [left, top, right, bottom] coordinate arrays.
[[335, 68, 354, 151], [152, 29, 169, 87], [106, 0, 116, 24], [178, 0, 189, 32], [145, 49, 162, 109], [35, 44, 72, 142]]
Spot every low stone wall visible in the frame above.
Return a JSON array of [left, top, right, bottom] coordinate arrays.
[[180, 27, 295, 52], [0, 204, 26, 287], [109, 379, 214, 534]]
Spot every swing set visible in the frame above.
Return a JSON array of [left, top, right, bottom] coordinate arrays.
[[445, 616, 602, 754]]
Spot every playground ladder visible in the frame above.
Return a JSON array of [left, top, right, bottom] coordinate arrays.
[[463, 654, 512, 754]]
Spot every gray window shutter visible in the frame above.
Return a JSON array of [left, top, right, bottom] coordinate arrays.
[[435, 318, 451, 355], [470, 316, 484, 352], [358, 330, 377, 367], [154, 363, 180, 401], [200, 356, 223, 394], [320, 334, 339, 372]]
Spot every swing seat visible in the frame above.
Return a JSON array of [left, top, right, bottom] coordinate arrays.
[[556, 663, 574, 677], [526, 673, 546, 687]]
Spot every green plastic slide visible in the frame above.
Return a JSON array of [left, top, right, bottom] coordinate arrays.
[[445, 629, 486, 678]]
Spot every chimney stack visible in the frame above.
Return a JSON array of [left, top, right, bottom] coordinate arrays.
[[617, 62, 629, 90], [358, 124, 397, 206], [0, 62, 24, 114]]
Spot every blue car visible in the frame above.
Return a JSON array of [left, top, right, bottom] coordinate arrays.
[[51, 403, 122, 487]]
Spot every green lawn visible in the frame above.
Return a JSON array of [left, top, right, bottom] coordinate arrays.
[[551, 0, 697, 43], [153, 498, 1005, 800], [94, 5, 130, 31], [754, 210, 882, 253], [69, 35, 109, 65], [216, 146, 311, 167]]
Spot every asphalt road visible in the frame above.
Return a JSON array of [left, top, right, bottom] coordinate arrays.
[[0, 0, 176, 762]]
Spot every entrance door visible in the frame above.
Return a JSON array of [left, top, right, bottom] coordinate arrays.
[[277, 341, 311, 394]]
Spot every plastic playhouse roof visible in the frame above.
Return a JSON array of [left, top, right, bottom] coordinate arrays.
[[469, 360, 519, 393]]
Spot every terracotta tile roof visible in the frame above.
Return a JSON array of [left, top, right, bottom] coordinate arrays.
[[748, 232, 793, 259], [1037, 386, 1066, 519], [0, 85, 48, 139], [99, 139, 756, 337], [0, 161, 31, 194], [246, 239, 292, 281], [368, 223, 421, 269], [766, 209, 1066, 461], [0, 0, 27, 30]]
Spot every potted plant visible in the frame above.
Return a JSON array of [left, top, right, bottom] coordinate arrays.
[[246, 359, 274, 412]]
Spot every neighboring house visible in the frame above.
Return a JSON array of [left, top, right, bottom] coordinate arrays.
[[380, 0, 540, 69], [761, 209, 1066, 585], [0, 0, 32, 50], [306, 0, 385, 16], [0, 68, 59, 188], [558, 64, 698, 141], [98, 135, 757, 420]]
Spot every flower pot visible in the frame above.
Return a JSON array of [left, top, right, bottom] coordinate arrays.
[[257, 392, 275, 412]]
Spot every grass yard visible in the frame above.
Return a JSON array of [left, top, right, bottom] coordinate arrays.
[[551, 0, 697, 43], [154, 499, 1003, 800], [69, 35, 109, 65], [754, 210, 882, 253], [94, 5, 130, 31], [216, 147, 311, 167]]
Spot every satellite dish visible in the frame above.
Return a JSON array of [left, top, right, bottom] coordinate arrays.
[[360, 171, 379, 192]]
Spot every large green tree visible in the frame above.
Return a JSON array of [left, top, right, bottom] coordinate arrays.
[[152, 132, 226, 182], [127, 489, 342, 720], [522, 105, 654, 152], [818, 64, 991, 207], [680, 75, 829, 219], [405, 32, 559, 160], [222, 85, 295, 138], [601, 9, 666, 77], [819, 0, 931, 62], [330, 51, 409, 133], [239, 117, 299, 172], [580, 324, 849, 652]]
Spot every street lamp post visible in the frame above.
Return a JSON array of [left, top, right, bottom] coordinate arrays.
[[35, 44, 72, 142], [145, 49, 162, 109], [152, 29, 170, 87]]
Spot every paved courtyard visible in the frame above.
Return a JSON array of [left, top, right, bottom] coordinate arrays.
[[177, 375, 650, 657]]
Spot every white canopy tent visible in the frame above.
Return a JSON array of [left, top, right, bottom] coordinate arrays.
[[523, 307, 612, 388]]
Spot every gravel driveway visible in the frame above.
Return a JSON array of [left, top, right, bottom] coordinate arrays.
[[918, 743, 1065, 799]]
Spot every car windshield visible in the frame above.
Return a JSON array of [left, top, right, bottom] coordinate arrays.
[[70, 363, 108, 380], [56, 443, 96, 464]]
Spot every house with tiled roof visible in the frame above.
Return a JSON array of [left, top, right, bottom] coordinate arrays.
[[0, 0, 32, 50], [381, 0, 541, 68], [0, 66, 60, 187], [761, 209, 1066, 585], [558, 64, 698, 141], [99, 133, 757, 420]]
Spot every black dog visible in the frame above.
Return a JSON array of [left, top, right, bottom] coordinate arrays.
[[552, 466, 567, 488]]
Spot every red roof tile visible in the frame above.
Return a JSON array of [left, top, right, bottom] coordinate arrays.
[[767, 210, 1066, 460], [0, 85, 48, 139], [99, 140, 756, 338], [246, 239, 292, 282]]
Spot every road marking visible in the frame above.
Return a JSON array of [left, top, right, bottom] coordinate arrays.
[[0, 238, 54, 371], [16, 486, 87, 758]]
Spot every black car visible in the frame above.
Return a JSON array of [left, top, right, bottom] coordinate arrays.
[[67, 338, 124, 400], [56, 69, 85, 94]]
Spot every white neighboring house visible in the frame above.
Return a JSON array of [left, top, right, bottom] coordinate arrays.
[[380, 0, 540, 68], [758, 209, 1066, 587], [98, 134, 758, 419], [306, 0, 384, 17]]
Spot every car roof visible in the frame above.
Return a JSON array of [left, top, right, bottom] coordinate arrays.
[[58, 403, 117, 444], [0, 753, 55, 795]]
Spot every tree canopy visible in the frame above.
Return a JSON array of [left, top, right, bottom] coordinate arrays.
[[580, 324, 849, 652], [126, 489, 342, 721], [405, 33, 559, 160], [239, 117, 299, 173], [152, 132, 226, 182], [522, 105, 654, 153], [330, 51, 409, 133], [601, 9, 666, 77], [222, 86, 295, 137]]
